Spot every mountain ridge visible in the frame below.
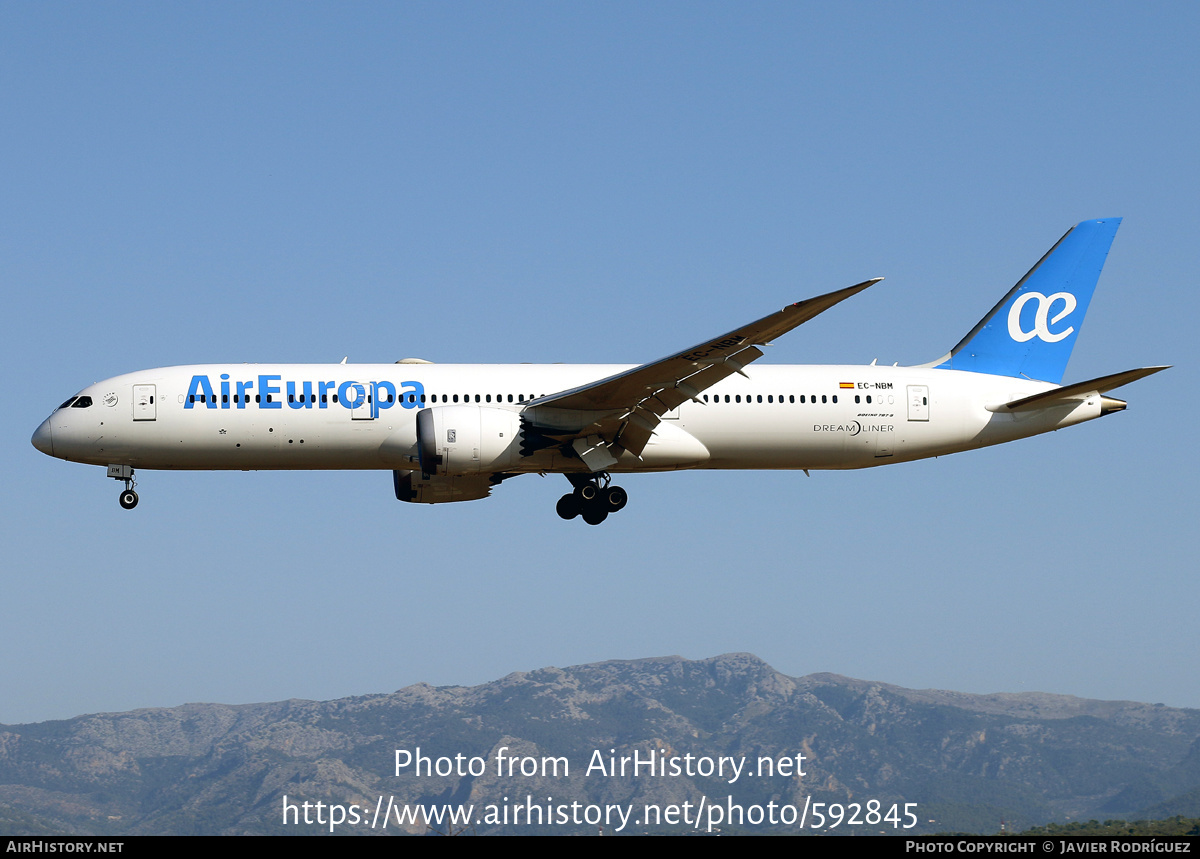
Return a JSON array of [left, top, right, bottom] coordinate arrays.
[[2, 653, 1197, 835]]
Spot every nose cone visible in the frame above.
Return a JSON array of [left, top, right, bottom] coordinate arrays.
[[31, 418, 54, 456]]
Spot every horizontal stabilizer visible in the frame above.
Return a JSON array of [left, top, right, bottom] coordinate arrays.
[[998, 366, 1169, 412]]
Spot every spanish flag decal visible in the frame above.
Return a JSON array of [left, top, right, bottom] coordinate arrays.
[[839, 382, 854, 389]]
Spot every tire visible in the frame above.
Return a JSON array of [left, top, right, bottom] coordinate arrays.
[[605, 486, 628, 512], [576, 483, 598, 502], [119, 490, 139, 510], [581, 504, 608, 525], [556, 493, 580, 520]]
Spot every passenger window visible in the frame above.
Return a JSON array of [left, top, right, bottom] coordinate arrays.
[[832, 395, 837, 403]]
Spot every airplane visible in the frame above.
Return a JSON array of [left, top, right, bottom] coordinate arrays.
[[32, 218, 1167, 524]]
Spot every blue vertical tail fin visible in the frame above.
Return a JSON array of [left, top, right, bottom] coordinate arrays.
[[933, 218, 1121, 383]]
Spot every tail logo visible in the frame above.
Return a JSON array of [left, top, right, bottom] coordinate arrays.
[[1007, 291, 1077, 343]]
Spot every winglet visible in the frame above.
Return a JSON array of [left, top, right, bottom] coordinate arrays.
[[761, 278, 883, 345]]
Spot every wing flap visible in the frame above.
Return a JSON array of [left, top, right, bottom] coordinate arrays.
[[613, 415, 655, 456]]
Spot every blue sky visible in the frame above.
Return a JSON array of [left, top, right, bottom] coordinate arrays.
[[2, 2, 1196, 725]]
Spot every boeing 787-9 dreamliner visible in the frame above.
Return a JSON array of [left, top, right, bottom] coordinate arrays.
[[33, 219, 1166, 524]]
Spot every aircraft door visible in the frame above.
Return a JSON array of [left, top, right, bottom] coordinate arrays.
[[907, 385, 929, 421], [345, 382, 374, 420], [133, 385, 156, 420]]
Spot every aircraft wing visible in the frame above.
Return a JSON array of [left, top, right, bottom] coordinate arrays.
[[524, 278, 881, 464]]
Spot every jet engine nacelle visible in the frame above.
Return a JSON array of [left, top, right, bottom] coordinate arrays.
[[415, 406, 523, 476]]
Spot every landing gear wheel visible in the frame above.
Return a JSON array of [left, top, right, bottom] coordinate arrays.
[[581, 504, 608, 526], [604, 485, 628, 512], [119, 489, 139, 510], [556, 493, 580, 520], [576, 483, 599, 503], [561, 472, 625, 523]]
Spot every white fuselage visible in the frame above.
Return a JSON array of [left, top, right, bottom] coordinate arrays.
[[36, 363, 1103, 475]]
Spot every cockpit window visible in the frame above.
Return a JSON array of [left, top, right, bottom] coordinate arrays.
[[59, 397, 77, 409], [70, 396, 93, 408]]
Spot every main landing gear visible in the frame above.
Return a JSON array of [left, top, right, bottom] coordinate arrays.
[[108, 464, 138, 510], [556, 473, 627, 525]]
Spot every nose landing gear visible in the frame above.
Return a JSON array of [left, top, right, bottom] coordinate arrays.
[[108, 464, 138, 510], [556, 473, 627, 525]]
